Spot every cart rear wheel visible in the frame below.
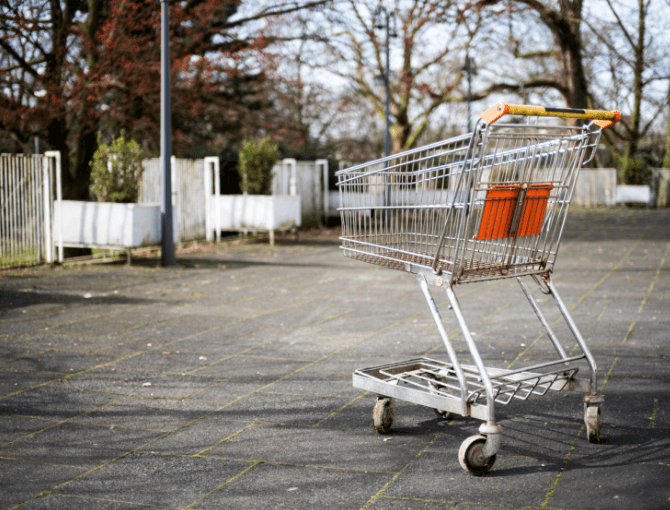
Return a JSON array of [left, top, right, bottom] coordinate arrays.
[[434, 408, 455, 420], [459, 435, 496, 475], [373, 398, 394, 434], [427, 374, 455, 421], [585, 402, 603, 443]]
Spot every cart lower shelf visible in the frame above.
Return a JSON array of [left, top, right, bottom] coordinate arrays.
[[353, 356, 591, 421]]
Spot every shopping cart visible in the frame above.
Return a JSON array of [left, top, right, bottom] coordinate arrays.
[[337, 103, 620, 475]]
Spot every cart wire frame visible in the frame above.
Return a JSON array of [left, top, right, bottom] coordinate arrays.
[[337, 103, 620, 474]]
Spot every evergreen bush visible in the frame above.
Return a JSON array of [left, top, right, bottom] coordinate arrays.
[[91, 133, 143, 203], [238, 137, 279, 195]]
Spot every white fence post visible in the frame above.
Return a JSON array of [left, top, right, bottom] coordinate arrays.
[[316, 159, 328, 222], [283, 159, 298, 197], [46, 151, 63, 263], [204, 156, 220, 242], [42, 154, 53, 263]]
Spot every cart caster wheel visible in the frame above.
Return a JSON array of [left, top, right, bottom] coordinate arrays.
[[427, 375, 455, 421], [373, 398, 394, 434], [434, 408, 455, 420], [459, 435, 496, 475], [585, 402, 603, 443]]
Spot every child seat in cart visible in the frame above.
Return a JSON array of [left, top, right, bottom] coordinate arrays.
[[336, 103, 620, 475]]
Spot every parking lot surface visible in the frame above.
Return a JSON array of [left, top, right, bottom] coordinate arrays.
[[1, 208, 669, 509]]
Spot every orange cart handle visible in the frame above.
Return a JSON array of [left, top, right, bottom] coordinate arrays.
[[481, 103, 621, 129]]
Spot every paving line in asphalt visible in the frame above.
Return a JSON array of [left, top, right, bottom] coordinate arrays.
[[0, 392, 129, 448], [649, 399, 660, 429], [360, 424, 451, 509], [0, 343, 153, 402], [490, 226, 655, 508], [2, 268, 396, 399], [194, 423, 257, 458], [539, 355, 618, 510], [313, 392, 369, 427], [1, 245, 338, 344], [3, 215, 666, 508], [622, 321, 636, 344], [539, 423, 584, 510], [637, 241, 668, 315], [179, 460, 259, 510], [509, 219, 657, 367], [2, 270, 412, 504], [568, 226, 651, 312]]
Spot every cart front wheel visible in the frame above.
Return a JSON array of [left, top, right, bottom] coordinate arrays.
[[459, 435, 496, 475], [373, 398, 394, 434], [585, 402, 603, 443]]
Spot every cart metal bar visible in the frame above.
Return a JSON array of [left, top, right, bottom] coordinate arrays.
[[476, 354, 585, 380], [445, 284, 496, 423], [482, 103, 621, 129], [441, 124, 488, 279], [546, 278, 598, 393], [517, 276, 568, 359], [336, 134, 473, 175], [417, 273, 468, 409]]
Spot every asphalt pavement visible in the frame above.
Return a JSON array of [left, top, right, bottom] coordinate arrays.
[[1, 208, 669, 509]]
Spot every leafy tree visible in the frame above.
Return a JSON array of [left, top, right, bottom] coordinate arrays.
[[583, 0, 668, 182], [476, 0, 590, 110], [90, 134, 143, 203], [238, 137, 279, 195], [293, 0, 477, 153], [0, 0, 328, 200]]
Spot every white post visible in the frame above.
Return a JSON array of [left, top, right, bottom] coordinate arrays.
[[42, 154, 52, 263], [284, 158, 297, 197], [214, 158, 220, 242], [204, 156, 220, 242], [316, 159, 328, 220], [170, 155, 180, 244], [45, 151, 62, 263], [204, 158, 212, 241]]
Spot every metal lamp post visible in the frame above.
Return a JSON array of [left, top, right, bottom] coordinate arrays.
[[463, 53, 476, 133], [374, 7, 395, 158], [34, 89, 47, 154], [160, 0, 175, 265]]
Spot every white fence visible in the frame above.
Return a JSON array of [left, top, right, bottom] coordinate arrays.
[[204, 157, 301, 244], [140, 157, 206, 242], [0, 152, 62, 269], [272, 159, 328, 225], [140, 157, 326, 240], [327, 168, 623, 216], [572, 168, 617, 207], [5, 152, 660, 270]]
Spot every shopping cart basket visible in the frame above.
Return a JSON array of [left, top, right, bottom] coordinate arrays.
[[337, 103, 620, 475]]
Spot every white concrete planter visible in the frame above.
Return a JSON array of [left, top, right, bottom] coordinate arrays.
[[207, 194, 301, 245], [616, 185, 651, 205], [53, 200, 178, 261]]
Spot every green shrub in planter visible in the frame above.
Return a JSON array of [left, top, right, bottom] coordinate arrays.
[[91, 133, 143, 203], [238, 137, 279, 195]]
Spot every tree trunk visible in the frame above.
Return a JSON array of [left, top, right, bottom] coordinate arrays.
[[620, 0, 646, 184], [664, 74, 670, 168]]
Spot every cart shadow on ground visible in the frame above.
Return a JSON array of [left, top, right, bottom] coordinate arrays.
[[0, 289, 155, 312], [350, 388, 670, 478]]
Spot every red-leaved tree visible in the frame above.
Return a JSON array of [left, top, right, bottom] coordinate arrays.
[[0, 0, 327, 199]]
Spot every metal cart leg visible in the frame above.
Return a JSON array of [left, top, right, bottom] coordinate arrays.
[[517, 277, 568, 359], [445, 284, 502, 474], [417, 274, 468, 416], [545, 277, 598, 392], [545, 277, 604, 442]]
